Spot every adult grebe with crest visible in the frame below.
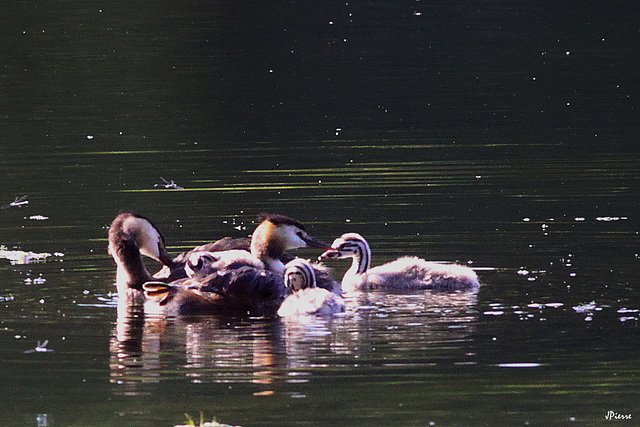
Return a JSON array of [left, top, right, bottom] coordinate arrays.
[[108, 212, 334, 313]]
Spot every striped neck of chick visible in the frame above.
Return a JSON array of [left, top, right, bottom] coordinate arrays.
[[324, 233, 371, 285], [284, 258, 317, 291]]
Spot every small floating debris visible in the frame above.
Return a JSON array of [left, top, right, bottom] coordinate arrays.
[[154, 177, 184, 190], [1, 195, 28, 209], [596, 216, 628, 222], [0, 246, 63, 264], [24, 340, 54, 354], [572, 301, 602, 313], [27, 215, 49, 221], [24, 275, 47, 285], [176, 412, 241, 427]]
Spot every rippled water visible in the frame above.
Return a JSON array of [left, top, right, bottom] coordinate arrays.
[[1, 0, 638, 426]]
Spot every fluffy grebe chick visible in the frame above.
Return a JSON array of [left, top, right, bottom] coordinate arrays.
[[321, 233, 480, 292], [277, 259, 345, 317]]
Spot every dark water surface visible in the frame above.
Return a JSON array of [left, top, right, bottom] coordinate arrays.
[[1, 1, 638, 426]]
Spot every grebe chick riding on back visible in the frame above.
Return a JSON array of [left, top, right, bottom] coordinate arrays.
[[321, 233, 480, 292], [277, 258, 345, 317], [179, 213, 339, 292], [108, 212, 336, 314], [108, 212, 333, 292]]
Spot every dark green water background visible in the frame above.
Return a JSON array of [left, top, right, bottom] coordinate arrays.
[[1, 1, 638, 426]]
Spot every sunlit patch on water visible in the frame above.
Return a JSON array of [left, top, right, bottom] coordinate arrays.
[[76, 293, 119, 309], [497, 363, 542, 368], [483, 299, 639, 323]]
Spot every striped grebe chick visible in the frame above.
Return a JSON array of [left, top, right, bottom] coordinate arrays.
[[277, 259, 345, 317], [321, 233, 480, 292]]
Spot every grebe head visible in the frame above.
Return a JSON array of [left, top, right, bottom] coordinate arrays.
[[253, 213, 331, 250], [320, 232, 370, 260], [184, 252, 218, 277], [108, 212, 173, 266], [250, 213, 331, 274], [284, 258, 317, 291], [108, 212, 174, 291]]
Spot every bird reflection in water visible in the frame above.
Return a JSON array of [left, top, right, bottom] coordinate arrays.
[[110, 288, 480, 395], [110, 298, 287, 395], [279, 288, 480, 372]]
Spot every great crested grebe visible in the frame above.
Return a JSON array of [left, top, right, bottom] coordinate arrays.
[[277, 259, 346, 317], [108, 212, 335, 309], [177, 213, 340, 292], [155, 213, 333, 275], [321, 233, 480, 292], [108, 212, 177, 296]]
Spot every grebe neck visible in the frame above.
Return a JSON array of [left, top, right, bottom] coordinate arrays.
[[250, 220, 287, 273], [113, 240, 155, 291], [343, 238, 371, 284]]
